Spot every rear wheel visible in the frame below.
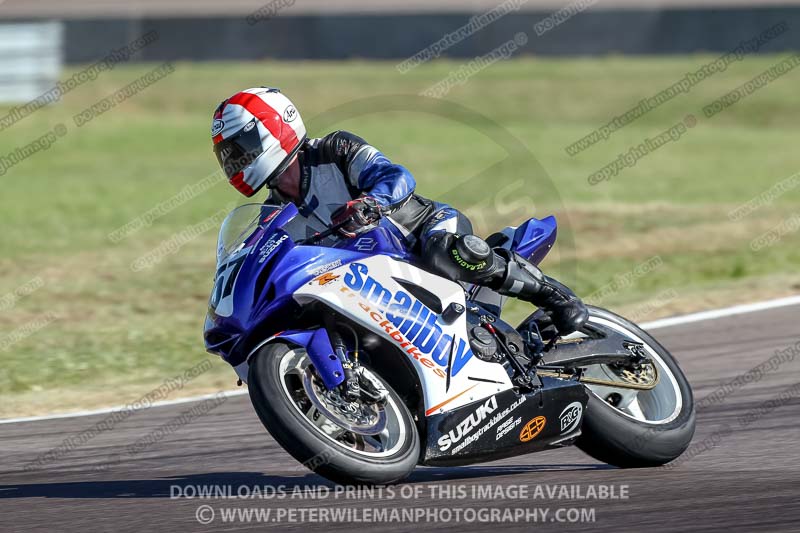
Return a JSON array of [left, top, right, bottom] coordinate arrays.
[[521, 306, 695, 467], [575, 307, 695, 467], [248, 341, 420, 485]]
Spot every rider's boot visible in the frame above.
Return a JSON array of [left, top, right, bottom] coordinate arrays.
[[424, 233, 589, 335], [489, 250, 589, 335]]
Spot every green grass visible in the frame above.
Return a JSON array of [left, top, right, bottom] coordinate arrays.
[[1, 56, 799, 416]]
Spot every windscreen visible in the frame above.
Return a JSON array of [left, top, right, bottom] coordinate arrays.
[[216, 204, 278, 262], [215, 203, 335, 264]]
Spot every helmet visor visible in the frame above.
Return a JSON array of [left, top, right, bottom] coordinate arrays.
[[213, 119, 263, 179]]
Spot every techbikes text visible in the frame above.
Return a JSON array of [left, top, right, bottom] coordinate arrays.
[[341, 262, 475, 378]]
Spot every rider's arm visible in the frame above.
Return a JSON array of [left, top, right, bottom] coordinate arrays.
[[323, 131, 415, 212]]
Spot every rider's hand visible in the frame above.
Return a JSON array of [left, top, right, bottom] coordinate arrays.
[[331, 196, 384, 238]]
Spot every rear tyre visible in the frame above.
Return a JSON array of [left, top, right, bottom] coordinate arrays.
[[574, 306, 696, 467], [248, 341, 420, 485]]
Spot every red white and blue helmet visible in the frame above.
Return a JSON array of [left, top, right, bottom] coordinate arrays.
[[211, 87, 306, 197]]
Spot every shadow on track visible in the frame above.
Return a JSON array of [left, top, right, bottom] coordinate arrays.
[[0, 464, 613, 499]]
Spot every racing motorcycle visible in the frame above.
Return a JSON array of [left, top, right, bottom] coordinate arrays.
[[204, 202, 696, 485]]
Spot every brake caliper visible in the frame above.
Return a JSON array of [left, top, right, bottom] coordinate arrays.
[[612, 341, 658, 388]]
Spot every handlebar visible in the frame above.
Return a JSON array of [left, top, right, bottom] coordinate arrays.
[[295, 219, 352, 245]]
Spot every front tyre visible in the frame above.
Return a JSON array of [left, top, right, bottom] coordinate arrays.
[[247, 341, 420, 485], [575, 306, 696, 467]]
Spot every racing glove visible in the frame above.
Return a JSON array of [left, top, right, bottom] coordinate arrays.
[[330, 196, 384, 238]]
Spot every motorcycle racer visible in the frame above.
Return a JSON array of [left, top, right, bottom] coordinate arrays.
[[211, 87, 588, 335]]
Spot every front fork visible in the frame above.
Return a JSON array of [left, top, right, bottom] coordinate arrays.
[[326, 322, 361, 400], [324, 314, 388, 403], [237, 323, 355, 390]]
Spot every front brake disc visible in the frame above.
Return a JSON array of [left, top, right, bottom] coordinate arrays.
[[302, 368, 387, 434]]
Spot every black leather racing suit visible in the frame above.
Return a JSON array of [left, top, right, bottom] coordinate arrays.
[[268, 130, 588, 334], [268, 130, 470, 252]]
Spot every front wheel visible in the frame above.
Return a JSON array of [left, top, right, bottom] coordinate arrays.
[[247, 341, 420, 485], [574, 306, 696, 467]]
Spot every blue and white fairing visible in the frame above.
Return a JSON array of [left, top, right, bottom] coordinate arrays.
[[490, 215, 558, 266], [295, 256, 514, 414], [204, 202, 559, 416]]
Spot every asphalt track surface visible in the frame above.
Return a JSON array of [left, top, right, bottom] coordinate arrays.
[[2, 303, 799, 532]]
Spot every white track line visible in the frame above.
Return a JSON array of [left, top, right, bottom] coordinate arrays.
[[2, 295, 798, 426], [640, 294, 800, 330], [0, 390, 248, 425]]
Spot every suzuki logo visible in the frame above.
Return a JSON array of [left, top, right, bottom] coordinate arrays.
[[354, 237, 377, 252], [437, 396, 498, 451]]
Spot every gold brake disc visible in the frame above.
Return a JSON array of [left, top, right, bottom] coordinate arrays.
[[613, 363, 658, 387], [538, 362, 659, 391]]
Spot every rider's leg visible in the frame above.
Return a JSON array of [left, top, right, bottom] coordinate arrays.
[[419, 209, 588, 335], [416, 203, 475, 247], [489, 248, 589, 334]]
